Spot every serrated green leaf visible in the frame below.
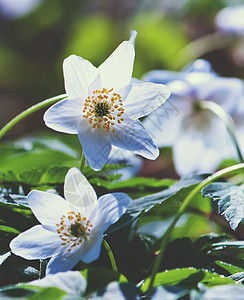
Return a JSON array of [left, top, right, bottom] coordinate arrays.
[[19, 168, 43, 185], [202, 182, 244, 230], [141, 268, 235, 292], [128, 174, 208, 217], [40, 166, 69, 184], [0, 193, 29, 208]]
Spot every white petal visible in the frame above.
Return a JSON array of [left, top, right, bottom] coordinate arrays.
[[173, 136, 211, 176], [98, 38, 135, 90], [110, 116, 159, 160], [29, 271, 87, 295], [10, 225, 61, 260], [142, 98, 183, 147], [79, 230, 103, 263], [46, 249, 81, 275], [173, 111, 235, 176], [193, 77, 244, 113], [43, 98, 83, 134], [28, 190, 70, 225], [63, 55, 99, 98], [142, 69, 184, 84], [64, 167, 98, 213], [94, 193, 131, 232], [78, 119, 111, 171], [123, 82, 171, 119]]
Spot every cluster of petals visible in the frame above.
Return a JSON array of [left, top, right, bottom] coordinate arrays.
[[10, 167, 131, 274], [142, 59, 244, 176], [44, 31, 171, 170]]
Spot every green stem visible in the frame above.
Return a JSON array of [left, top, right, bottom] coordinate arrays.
[[39, 259, 48, 279], [200, 101, 244, 164], [173, 32, 236, 70], [0, 94, 67, 140], [79, 149, 86, 172], [103, 239, 118, 272], [146, 163, 244, 296]]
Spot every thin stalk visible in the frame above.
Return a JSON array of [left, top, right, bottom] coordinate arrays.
[[103, 239, 118, 272], [173, 32, 235, 70], [0, 94, 66, 140], [39, 259, 48, 279], [79, 150, 86, 172], [200, 101, 244, 164], [146, 163, 244, 296]]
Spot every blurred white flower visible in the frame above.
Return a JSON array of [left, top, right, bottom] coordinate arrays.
[[44, 31, 170, 171], [108, 146, 143, 181], [10, 168, 131, 274], [0, 0, 42, 18], [142, 60, 244, 176], [29, 271, 86, 295], [216, 5, 244, 35]]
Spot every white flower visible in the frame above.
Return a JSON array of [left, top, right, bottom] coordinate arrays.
[[142, 60, 244, 176], [215, 5, 244, 35], [0, 0, 42, 18], [107, 146, 143, 181], [44, 31, 171, 171], [28, 271, 87, 295], [10, 167, 131, 274]]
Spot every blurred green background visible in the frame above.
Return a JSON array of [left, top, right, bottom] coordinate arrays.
[[0, 0, 243, 139]]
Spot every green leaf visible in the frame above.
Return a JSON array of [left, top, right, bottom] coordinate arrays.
[[0, 225, 20, 234], [202, 182, 244, 230], [215, 261, 244, 275], [141, 268, 235, 292], [106, 177, 175, 198], [19, 168, 43, 185], [40, 166, 69, 184], [128, 174, 208, 217], [0, 286, 66, 299], [0, 192, 29, 208], [80, 267, 127, 294], [229, 272, 244, 284]]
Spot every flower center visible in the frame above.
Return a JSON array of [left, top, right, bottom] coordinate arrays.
[[83, 88, 125, 133], [56, 211, 93, 252], [94, 102, 110, 117]]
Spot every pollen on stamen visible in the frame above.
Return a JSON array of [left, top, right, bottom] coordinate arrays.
[[56, 211, 93, 252], [82, 87, 125, 133]]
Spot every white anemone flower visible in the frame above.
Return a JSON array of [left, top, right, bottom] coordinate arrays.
[[215, 5, 244, 35], [142, 60, 244, 176], [10, 168, 131, 274], [44, 31, 171, 171]]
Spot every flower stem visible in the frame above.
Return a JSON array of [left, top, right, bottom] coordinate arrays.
[[146, 163, 244, 296], [79, 149, 86, 172], [103, 239, 118, 272], [173, 32, 236, 70], [39, 259, 48, 279], [0, 94, 67, 140], [200, 100, 244, 164]]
